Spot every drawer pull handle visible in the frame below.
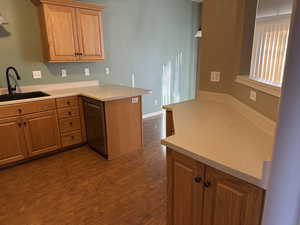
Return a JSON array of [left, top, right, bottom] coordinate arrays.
[[204, 181, 211, 188], [194, 177, 202, 183]]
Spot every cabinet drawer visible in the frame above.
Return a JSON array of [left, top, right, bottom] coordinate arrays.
[[0, 99, 56, 118], [0, 105, 20, 119], [56, 97, 78, 108], [61, 130, 82, 147], [57, 107, 79, 119], [22, 99, 56, 115], [59, 117, 81, 133]]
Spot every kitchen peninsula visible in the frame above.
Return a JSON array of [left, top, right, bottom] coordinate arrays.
[[0, 83, 151, 167], [162, 91, 275, 225]]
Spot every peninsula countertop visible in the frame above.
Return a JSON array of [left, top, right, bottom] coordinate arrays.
[[161, 93, 276, 189], [0, 84, 151, 106]]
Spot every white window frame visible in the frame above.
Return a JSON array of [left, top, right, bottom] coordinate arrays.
[[235, 75, 281, 97], [236, 14, 291, 97]]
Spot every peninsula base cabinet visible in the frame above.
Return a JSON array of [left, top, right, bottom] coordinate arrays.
[[167, 149, 265, 225]]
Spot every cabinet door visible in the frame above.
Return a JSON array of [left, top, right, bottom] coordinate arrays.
[[167, 150, 205, 225], [76, 8, 104, 61], [42, 4, 79, 61], [23, 111, 61, 157], [0, 117, 27, 166], [202, 167, 265, 225]]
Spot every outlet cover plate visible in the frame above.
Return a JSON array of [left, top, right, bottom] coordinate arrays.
[[32, 71, 42, 79], [250, 90, 257, 101]]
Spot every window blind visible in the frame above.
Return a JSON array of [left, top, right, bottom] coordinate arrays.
[[250, 15, 291, 86]]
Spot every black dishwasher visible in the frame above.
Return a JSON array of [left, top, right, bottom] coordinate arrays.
[[83, 97, 107, 157]]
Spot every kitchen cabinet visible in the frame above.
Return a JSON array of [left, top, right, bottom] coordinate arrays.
[[0, 97, 86, 167], [167, 150, 204, 225], [23, 111, 61, 157], [202, 167, 265, 225], [167, 149, 265, 225], [0, 117, 27, 166], [166, 110, 175, 137], [56, 96, 84, 147], [33, 0, 105, 62], [105, 96, 143, 160]]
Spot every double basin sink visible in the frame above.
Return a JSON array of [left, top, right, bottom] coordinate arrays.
[[0, 91, 50, 102]]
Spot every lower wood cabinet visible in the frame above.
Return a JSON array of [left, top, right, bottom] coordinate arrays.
[[167, 149, 265, 225], [23, 110, 61, 157], [0, 117, 27, 166]]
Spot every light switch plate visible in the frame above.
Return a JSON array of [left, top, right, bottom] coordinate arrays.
[[61, 69, 67, 78], [132, 97, 139, 104], [250, 90, 257, 101], [210, 71, 221, 82], [84, 68, 90, 76], [32, 71, 42, 79]]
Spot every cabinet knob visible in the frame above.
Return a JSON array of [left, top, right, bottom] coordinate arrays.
[[204, 181, 211, 188], [69, 122, 73, 126], [71, 136, 74, 140], [23, 122, 27, 126], [68, 111, 72, 116], [18, 122, 22, 127], [194, 177, 202, 183], [18, 108, 22, 114], [67, 101, 71, 105]]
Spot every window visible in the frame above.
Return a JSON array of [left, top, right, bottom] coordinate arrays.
[[250, 15, 291, 86]]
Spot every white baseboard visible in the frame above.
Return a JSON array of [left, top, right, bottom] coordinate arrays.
[[143, 111, 163, 119]]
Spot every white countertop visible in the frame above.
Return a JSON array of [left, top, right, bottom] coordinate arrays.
[[161, 93, 275, 189], [0, 84, 151, 106]]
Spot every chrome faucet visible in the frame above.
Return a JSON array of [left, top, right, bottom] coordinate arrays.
[[6, 67, 21, 95]]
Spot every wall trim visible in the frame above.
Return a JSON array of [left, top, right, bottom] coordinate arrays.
[[0, 80, 100, 94], [235, 75, 281, 97], [143, 111, 163, 119], [198, 91, 277, 136]]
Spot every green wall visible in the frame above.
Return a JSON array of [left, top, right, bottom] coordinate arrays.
[[0, 0, 199, 114]]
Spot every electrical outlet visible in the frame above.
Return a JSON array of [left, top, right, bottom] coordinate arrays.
[[84, 68, 90, 76], [154, 99, 158, 105], [61, 69, 67, 78], [250, 90, 257, 101], [105, 67, 110, 75], [132, 97, 139, 104], [210, 71, 221, 82], [32, 71, 42, 79]]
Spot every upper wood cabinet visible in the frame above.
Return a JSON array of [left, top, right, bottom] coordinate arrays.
[[33, 0, 105, 62]]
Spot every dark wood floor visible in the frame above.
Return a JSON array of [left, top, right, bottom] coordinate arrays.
[[0, 116, 166, 225]]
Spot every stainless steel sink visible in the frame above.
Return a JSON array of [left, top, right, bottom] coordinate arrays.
[[0, 91, 50, 102]]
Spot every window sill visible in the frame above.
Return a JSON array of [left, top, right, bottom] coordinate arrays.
[[235, 75, 281, 97]]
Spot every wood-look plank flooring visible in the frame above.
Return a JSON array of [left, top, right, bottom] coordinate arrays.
[[0, 116, 166, 225]]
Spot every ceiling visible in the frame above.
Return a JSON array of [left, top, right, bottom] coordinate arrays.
[[257, 0, 293, 17]]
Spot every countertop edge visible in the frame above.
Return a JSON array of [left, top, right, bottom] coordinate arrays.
[[161, 139, 269, 190], [0, 86, 151, 106]]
